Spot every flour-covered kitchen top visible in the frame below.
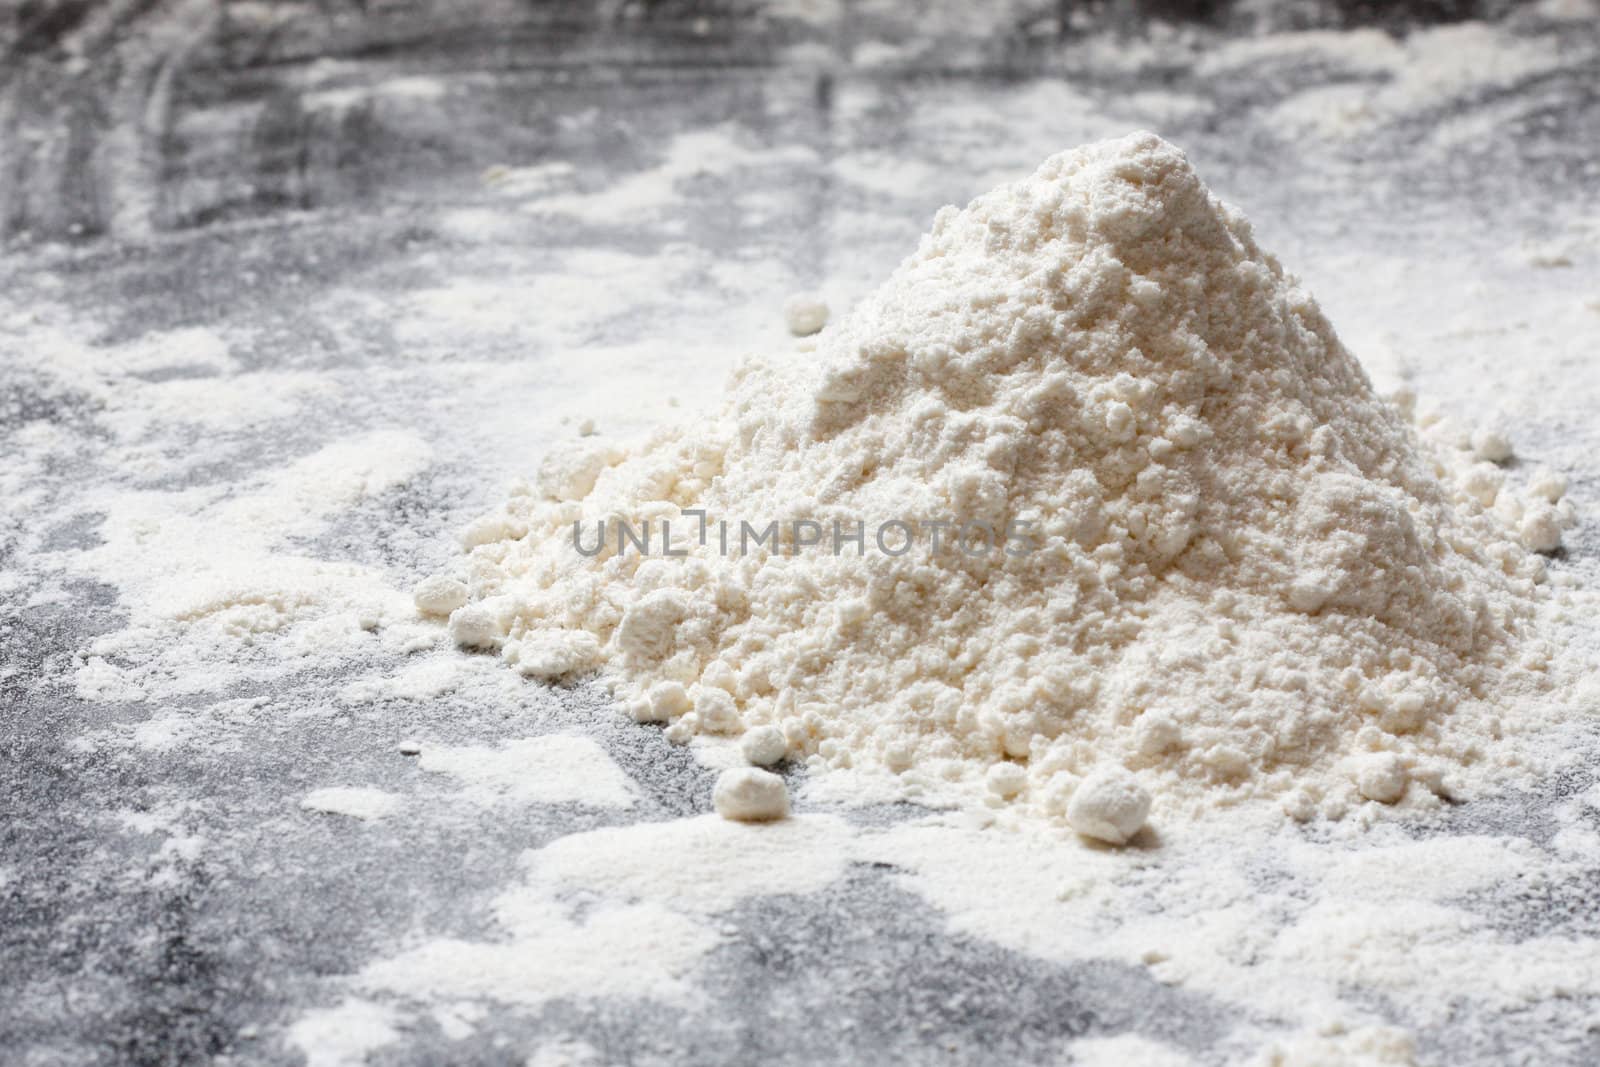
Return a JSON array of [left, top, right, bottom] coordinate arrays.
[[4, 3, 1600, 1064]]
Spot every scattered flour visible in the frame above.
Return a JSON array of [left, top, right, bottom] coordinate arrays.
[[1068, 1034, 1197, 1067], [441, 132, 1571, 832], [344, 796, 1600, 1062], [416, 735, 637, 809], [526, 1038, 606, 1067], [301, 786, 403, 821], [1261, 21, 1577, 139], [363, 896, 716, 1009], [58, 425, 433, 704], [1252, 1025, 1417, 1067], [513, 126, 816, 226], [360, 815, 853, 1011], [285, 999, 402, 1067]]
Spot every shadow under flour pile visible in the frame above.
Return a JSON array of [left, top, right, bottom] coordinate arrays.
[[428, 132, 1565, 825]]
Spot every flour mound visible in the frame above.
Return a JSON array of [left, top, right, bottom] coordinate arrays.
[[445, 132, 1557, 823]]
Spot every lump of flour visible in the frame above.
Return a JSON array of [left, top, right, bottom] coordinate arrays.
[[1066, 767, 1151, 845], [784, 293, 830, 337], [713, 767, 791, 822], [439, 132, 1565, 826]]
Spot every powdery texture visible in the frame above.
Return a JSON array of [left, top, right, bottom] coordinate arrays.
[[443, 132, 1561, 824]]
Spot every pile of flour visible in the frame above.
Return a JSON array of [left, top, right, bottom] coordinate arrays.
[[432, 132, 1569, 825]]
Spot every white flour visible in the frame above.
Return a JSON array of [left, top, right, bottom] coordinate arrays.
[[440, 132, 1571, 830], [300, 787, 403, 821], [286, 1000, 402, 1067], [345, 787, 1600, 1063], [6, 12, 1597, 1063], [415, 735, 638, 809]]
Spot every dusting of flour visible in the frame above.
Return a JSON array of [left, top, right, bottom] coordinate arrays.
[[6, 11, 1598, 1064]]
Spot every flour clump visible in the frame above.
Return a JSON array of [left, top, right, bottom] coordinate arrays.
[[441, 132, 1560, 826], [713, 768, 791, 822], [413, 575, 469, 617], [783, 293, 830, 337], [1066, 767, 1152, 845], [740, 725, 790, 767]]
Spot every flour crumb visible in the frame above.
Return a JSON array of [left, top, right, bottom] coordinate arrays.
[[740, 725, 789, 766], [1529, 468, 1568, 503], [413, 575, 469, 617], [713, 767, 790, 821], [1065, 767, 1151, 845], [783, 293, 830, 336], [1350, 753, 1410, 804], [1519, 502, 1567, 553], [986, 762, 1029, 799], [448, 604, 501, 649], [1470, 429, 1513, 463]]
